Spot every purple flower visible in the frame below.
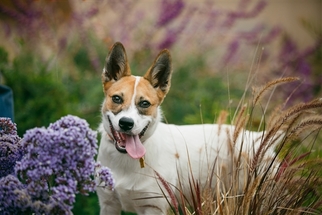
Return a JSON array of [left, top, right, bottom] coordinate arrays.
[[15, 115, 98, 209], [95, 162, 115, 191], [157, 0, 185, 27], [276, 36, 316, 104], [158, 29, 178, 50], [0, 118, 18, 136], [0, 115, 114, 214], [222, 0, 267, 28], [0, 118, 22, 178], [279, 36, 298, 64], [222, 40, 240, 65], [0, 175, 30, 214]]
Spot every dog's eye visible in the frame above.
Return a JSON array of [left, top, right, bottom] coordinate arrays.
[[138, 100, 151, 108], [112, 95, 123, 104]]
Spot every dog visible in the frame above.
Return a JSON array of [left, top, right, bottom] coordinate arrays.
[[96, 42, 279, 215]]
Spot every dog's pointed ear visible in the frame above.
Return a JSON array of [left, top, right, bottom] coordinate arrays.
[[102, 42, 131, 85], [144, 50, 172, 100]]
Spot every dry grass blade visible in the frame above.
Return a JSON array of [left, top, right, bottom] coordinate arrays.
[[279, 101, 322, 127], [250, 128, 280, 173], [266, 105, 284, 131], [252, 77, 300, 106], [251, 99, 322, 172], [241, 176, 261, 214], [232, 104, 248, 145], [154, 170, 179, 214], [287, 117, 322, 138], [188, 176, 202, 215], [216, 110, 229, 125], [276, 152, 311, 181], [216, 110, 229, 136]]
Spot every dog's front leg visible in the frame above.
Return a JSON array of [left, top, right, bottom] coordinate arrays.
[[96, 187, 122, 215], [133, 198, 169, 215], [135, 207, 168, 215]]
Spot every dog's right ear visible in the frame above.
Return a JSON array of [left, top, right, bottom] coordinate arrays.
[[144, 49, 172, 102], [102, 42, 131, 89]]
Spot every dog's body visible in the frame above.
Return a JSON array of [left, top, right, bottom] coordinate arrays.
[[97, 42, 277, 214]]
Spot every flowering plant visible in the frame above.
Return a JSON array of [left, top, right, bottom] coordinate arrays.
[[0, 118, 22, 179], [0, 115, 114, 214]]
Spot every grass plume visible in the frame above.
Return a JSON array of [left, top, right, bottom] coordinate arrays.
[[252, 77, 300, 106], [161, 77, 322, 215]]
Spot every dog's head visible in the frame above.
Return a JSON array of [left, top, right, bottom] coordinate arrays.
[[101, 42, 172, 159]]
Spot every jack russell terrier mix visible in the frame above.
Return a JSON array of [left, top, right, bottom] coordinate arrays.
[[97, 42, 279, 214]]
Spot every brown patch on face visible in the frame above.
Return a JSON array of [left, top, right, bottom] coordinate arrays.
[[102, 76, 136, 115], [142, 76, 170, 104], [102, 69, 131, 94], [103, 80, 114, 94], [135, 78, 163, 117]]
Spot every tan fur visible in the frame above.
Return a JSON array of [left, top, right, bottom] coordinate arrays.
[[102, 76, 136, 115], [135, 78, 162, 117]]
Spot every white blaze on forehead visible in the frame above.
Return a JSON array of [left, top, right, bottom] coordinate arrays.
[[118, 76, 141, 120], [131, 76, 141, 107]]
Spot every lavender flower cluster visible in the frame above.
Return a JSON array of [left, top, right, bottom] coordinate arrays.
[[0, 118, 22, 179], [95, 162, 115, 191], [276, 36, 322, 104], [0, 115, 114, 214]]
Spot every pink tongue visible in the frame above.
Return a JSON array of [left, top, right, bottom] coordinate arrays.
[[124, 134, 146, 159]]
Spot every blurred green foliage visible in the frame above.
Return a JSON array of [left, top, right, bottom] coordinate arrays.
[[2, 47, 69, 135], [163, 57, 243, 125], [0, 46, 103, 136]]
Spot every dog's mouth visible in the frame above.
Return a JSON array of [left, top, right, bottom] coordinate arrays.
[[108, 117, 149, 159]]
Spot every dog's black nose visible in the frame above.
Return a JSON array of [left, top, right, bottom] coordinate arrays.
[[119, 117, 134, 131]]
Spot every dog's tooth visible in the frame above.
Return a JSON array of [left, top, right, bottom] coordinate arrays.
[[116, 132, 122, 143], [119, 132, 125, 141]]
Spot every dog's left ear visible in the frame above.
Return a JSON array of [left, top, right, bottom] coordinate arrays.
[[144, 50, 172, 100], [102, 42, 131, 84]]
